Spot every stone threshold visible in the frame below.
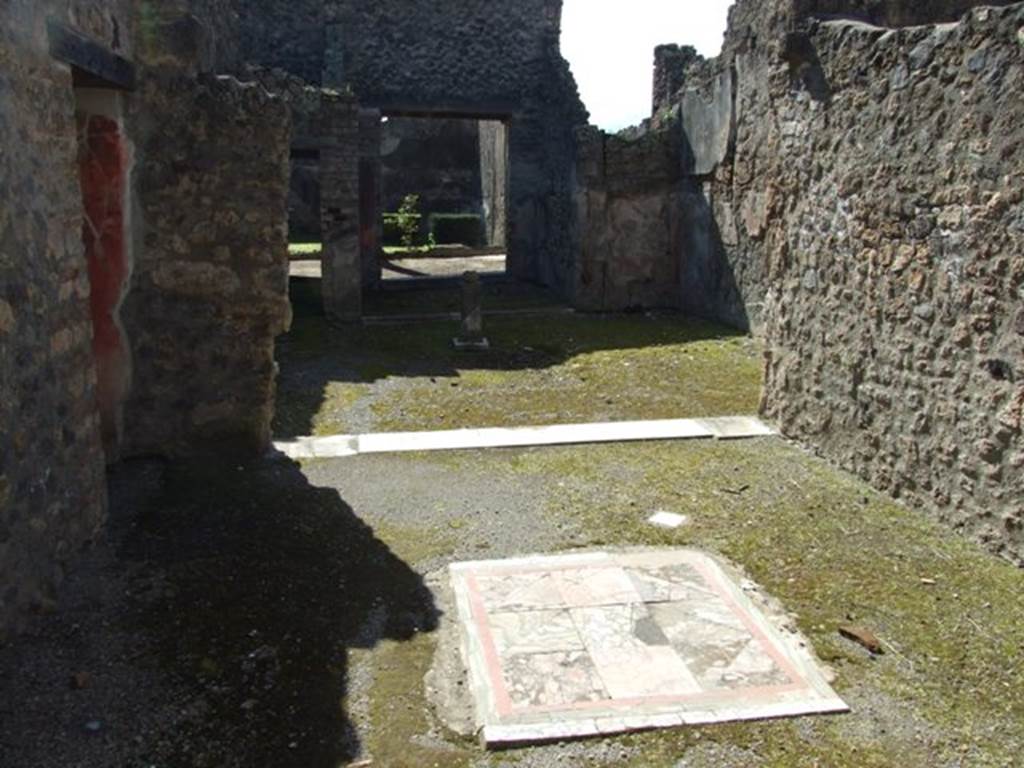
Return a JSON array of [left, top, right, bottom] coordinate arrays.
[[274, 416, 777, 460]]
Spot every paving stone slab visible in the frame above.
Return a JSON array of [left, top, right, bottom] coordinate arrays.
[[449, 549, 847, 747], [275, 417, 776, 460]]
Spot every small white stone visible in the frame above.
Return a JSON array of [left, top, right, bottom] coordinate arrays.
[[647, 511, 689, 529]]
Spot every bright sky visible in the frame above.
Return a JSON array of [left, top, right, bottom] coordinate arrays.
[[561, 0, 734, 131]]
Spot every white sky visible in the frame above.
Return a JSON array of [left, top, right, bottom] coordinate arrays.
[[561, 0, 734, 131]]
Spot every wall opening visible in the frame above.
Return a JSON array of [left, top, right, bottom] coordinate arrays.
[[376, 115, 510, 284], [73, 84, 131, 460]]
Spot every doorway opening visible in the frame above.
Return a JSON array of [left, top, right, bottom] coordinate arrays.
[[377, 115, 509, 283]]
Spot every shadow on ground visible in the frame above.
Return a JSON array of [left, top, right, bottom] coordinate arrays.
[[276, 274, 753, 440], [120, 457, 440, 766], [290, 270, 564, 318], [0, 456, 439, 768]]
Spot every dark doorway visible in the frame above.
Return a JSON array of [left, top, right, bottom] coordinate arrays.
[[377, 115, 509, 283]]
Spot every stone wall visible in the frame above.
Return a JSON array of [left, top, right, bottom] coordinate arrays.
[[246, 66, 361, 318], [652, 45, 701, 117], [237, 0, 588, 294], [794, 0, 1020, 26], [760, 5, 1024, 563], [1, 0, 294, 636], [319, 94, 362, 321], [235, 0, 323, 84], [574, 126, 683, 312], [333, 0, 588, 291], [660, 0, 1024, 561], [121, 72, 291, 456], [0, 0, 135, 637]]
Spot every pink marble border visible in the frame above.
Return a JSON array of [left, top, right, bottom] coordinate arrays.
[[463, 557, 812, 720]]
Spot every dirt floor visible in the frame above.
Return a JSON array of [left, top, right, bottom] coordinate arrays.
[[1, 311, 1022, 768]]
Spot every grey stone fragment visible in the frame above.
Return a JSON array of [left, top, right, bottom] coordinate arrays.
[[680, 69, 734, 177]]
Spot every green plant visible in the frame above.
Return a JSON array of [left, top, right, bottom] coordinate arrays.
[[396, 194, 421, 248]]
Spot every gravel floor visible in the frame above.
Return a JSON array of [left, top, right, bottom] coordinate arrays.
[[2, 438, 1021, 768], [2, 309, 1021, 768]]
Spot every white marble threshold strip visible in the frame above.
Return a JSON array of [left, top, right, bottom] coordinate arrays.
[[273, 416, 777, 460]]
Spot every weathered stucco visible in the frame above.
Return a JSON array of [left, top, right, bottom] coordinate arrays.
[[574, 126, 683, 312]]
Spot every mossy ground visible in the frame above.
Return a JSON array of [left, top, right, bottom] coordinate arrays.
[[269, 304, 1024, 766], [354, 439, 1023, 767], [274, 312, 762, 438], [288, 242, 322, 257]]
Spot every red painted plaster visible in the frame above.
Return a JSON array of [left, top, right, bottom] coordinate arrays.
[[77, 112, 129, 455]]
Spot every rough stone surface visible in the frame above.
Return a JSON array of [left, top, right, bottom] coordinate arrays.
[[670, 0, 1024, 561], [319, 93, 362, 321], [236, 0, 324, 85], [0, 0, 135, 637], [652, 44, 702, 117], [793, 0, 1020, 26], [248, 66, 363, 317], [122, 71, 291, 455], [763, 5, 1024, 564], [572, 0, 1023, 560]]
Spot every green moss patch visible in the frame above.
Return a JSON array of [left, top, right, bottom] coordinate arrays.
[[275, 313, 762, 438], [288, 242, 322, 257], [487, 439, 1024, 766]]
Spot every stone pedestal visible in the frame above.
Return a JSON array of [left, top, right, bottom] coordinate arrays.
[[453, 271, 489, 350]]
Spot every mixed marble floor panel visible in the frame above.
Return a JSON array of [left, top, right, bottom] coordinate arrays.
[[449, 549, 847, 746]]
